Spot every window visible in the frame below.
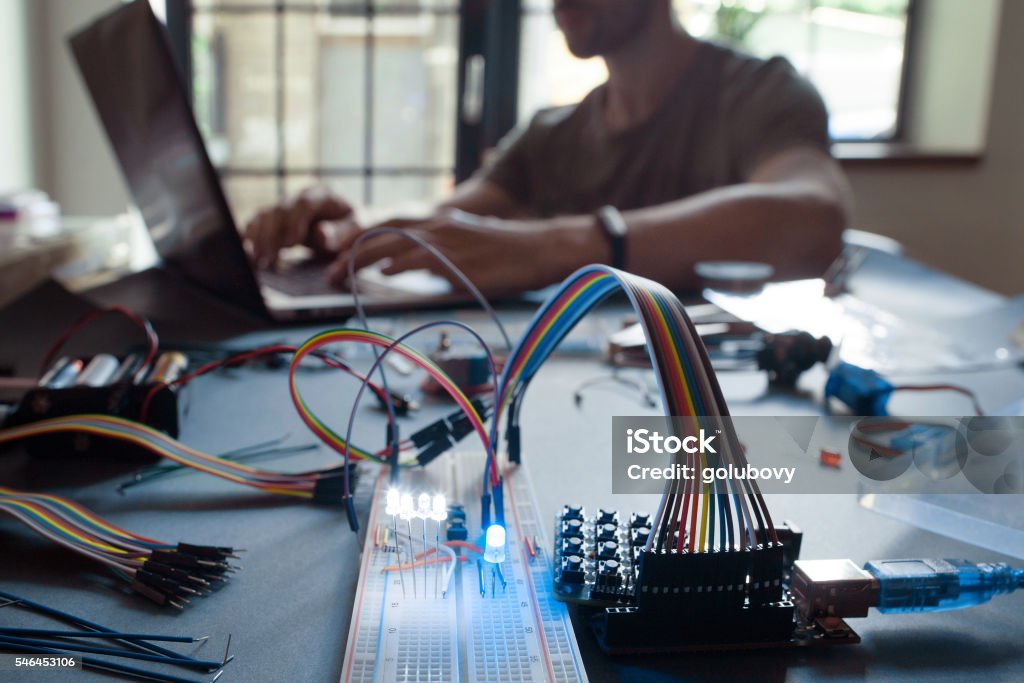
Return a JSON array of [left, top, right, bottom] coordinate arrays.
[[519, 0, 914, 143], [189, 0, 460, 223]]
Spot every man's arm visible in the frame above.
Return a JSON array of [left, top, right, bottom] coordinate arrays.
[[330, 146, 849, 293], [241, 177, 529, 268], [600, 146, 849, 289], [439, 177, 531, 218]]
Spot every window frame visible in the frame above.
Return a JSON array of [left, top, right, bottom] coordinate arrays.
[[176, 0, 478, 208]]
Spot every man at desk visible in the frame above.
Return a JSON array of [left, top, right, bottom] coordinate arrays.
[[245, 0, 850, 295]]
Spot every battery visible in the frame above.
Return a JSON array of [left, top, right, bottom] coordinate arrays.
[[75, 354, 121, 387], [39, 357, 73, 386], [145, 352, 188, 385], [110, 353, 144, 384], [43, 358, 84, 388]]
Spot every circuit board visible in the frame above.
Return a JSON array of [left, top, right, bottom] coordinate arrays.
[[341, 453, 589, 683], [550, 506, 862, 654], [551, 506, 648, 607]]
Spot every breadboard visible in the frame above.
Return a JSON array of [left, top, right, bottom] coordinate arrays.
[[341, 453, 589, 683]]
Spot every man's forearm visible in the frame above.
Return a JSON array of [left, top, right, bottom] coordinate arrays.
[[549, 179, 847, 291], [440, 178, 531, 219]]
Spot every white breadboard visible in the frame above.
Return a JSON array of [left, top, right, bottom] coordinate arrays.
[[341, 453, 589, 683]]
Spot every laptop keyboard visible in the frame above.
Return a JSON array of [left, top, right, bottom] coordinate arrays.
[[258, 262, 338, 296]]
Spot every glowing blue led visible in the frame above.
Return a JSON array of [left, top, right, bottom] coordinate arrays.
[[483, 524, 506, 564]]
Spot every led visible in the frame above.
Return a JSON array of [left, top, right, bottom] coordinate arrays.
[[430, 494, 448, 521], [417, 493, 432, 519], [385, 488, 400, 516], [484, 524, 506, 564], [399, 493, 415, 520]]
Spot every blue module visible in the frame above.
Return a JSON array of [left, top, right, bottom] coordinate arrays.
[[825, 362, 894, 416]]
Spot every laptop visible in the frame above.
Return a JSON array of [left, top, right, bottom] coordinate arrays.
[[69, 0, 459, 322]]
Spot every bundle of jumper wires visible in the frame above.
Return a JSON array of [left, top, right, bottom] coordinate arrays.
[[298, 262, 781, 548], [488, 265, 779, 553], [3, 260, 775, 552], [1, 339, 456, 507], [0, 487, 237, 609], [0, 416, 356, 503]]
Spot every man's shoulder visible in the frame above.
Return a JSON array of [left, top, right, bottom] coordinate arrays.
[[531, 103, 580, 127], [698, 40, 823, 116], [703, 40, 802, 91]]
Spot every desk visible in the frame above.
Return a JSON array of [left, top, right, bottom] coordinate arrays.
[[1, 251, 1023, 682], [0, 215, 155, 310]]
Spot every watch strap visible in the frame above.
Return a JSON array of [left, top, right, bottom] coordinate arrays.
[[594, 205, 628, 271]]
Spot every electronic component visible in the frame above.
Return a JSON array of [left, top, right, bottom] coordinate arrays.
[[74, 353, 120, 387], [341, 453, 587, 682], [755, 331, 833, 386], [6, 309, 174, 449], [825, 362, 894, 415], [792, 559, 879, 620], [0, 487, 237, 609], [552, 506, 640, 606], [445, 502, 469, 541], [483, 524, 506, 563], [409, 398, 491, 466], [4, 356, 182, 459], [423, 332, 494, 397], [145, 351, 189, 385], [38, 357, 83, 388], [0, 416, 359, 505], [793, 557, 1024, 621], [819, 448, 842, 468], [430, 493, 447, 522], [550, 505, 862, 653], [110, 353, 144, 384], [756, 520, 803, 580], [825, 363, 983, 417], [865, 558, 1024, 613]]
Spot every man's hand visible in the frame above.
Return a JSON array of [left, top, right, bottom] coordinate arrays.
[[326, 210, 609, 297], [243, 186, 360, 269]]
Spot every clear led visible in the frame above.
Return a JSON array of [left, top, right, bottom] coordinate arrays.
[[430, 494, 448, 521], [399, 493, 415, 520], [385, 488, 400, 516], [417, 493, 432, 519], [483, 524, 506, 564]]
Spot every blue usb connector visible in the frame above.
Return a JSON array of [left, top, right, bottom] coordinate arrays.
[[864, 558, 1024, 613]]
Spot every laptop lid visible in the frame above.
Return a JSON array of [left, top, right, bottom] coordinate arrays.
[[69, 0, 269, 319]]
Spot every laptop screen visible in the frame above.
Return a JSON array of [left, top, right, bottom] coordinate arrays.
[[69, 0, 266, 316]]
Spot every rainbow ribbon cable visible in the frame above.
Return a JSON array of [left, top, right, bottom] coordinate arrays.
[[0, 486, 237, 609], [0, 416, 347, 501], [289, 328, 492, 466], [492, 265, 777, 553]]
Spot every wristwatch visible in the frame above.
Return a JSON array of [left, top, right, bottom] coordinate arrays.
[[594, 205, 628, 271]]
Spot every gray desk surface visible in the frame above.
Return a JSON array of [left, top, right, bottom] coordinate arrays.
[[2, 252, 1023, 683]]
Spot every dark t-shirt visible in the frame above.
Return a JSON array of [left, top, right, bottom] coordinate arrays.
[[478, 41, 830, 217]]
